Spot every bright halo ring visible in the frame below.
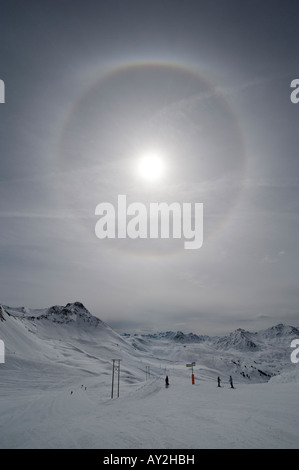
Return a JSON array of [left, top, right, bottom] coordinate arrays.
[[137, 152, 165, 182]]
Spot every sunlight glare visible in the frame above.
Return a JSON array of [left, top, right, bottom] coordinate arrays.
[[137, 152, 165, 182]]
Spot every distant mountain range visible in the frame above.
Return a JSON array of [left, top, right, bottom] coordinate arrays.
[[1, 301, 298, 384], [126, 323, 299, 352]]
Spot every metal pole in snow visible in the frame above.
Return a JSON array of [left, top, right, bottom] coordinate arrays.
[[117, 359, 120, 398], [111, 359, 115, 399], [186, 362, 196, 384], [111, 359, 121, 398]]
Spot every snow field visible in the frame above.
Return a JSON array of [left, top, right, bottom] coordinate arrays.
[[0, 362, 298, 449], [0, 304, 298, 449]]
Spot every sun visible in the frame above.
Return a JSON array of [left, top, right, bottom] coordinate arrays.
[[137, 152, 165, 182]]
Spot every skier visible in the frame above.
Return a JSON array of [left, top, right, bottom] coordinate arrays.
[[217, 376, 221, 387], [165, 375, 169, 388], [229, 375, 234, 389]]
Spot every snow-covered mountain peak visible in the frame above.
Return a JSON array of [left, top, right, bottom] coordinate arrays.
[[40, 301, 104, 327], [214, 327, 259, 351], [258, 323, 299, 340], [46, 301, 91, 318], [0, 301, 105, 328]]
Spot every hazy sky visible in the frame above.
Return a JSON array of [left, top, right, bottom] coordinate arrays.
[[0, 0, 298, 335]]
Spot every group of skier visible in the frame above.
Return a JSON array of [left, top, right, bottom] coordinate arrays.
[[165, 375, 235, 388], [217, 375, 234, 388]]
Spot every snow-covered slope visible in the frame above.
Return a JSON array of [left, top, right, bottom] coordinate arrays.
[[0, 301, 149, 389], [127, 323, 299, 383], [0, 302, 298, 449]]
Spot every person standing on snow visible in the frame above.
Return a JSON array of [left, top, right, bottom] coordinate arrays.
[[229, 375, 234, 389], [217, 376, 221, 387], [165, 375, 169, 388]]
